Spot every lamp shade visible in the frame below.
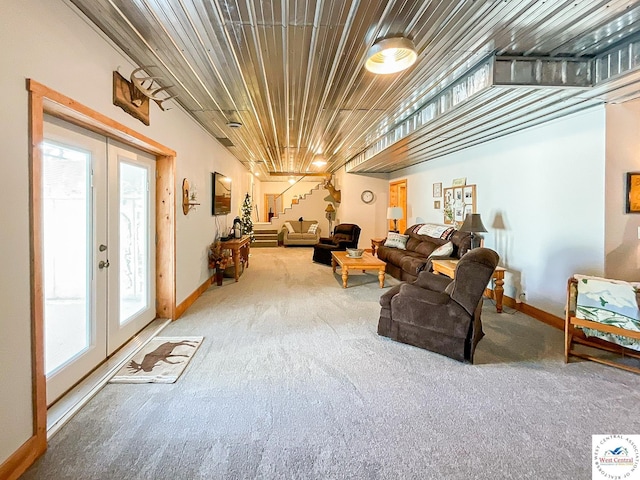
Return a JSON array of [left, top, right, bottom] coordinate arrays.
[[365, 37, 417, 74], [387, 207, 403, 220], [459, 213, 487, 233], [325, 203, 335, 213]]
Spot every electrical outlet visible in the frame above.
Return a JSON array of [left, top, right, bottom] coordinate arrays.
[[517, 292, 526, 304]]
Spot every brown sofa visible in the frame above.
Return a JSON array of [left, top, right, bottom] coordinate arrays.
[[376, 224, 472, 282]]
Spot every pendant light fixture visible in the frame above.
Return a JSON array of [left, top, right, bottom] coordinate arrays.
[[365, 37, 417, 74]]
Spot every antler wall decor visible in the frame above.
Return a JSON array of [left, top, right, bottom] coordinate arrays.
[[112, 66, 178, 125], [129, 66, 178, 111]]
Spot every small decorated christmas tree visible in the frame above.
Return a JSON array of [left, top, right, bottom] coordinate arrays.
[[241, 193, 255, 242]]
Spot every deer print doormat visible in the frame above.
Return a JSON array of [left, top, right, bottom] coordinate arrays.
[[110, 336, 203, 384]]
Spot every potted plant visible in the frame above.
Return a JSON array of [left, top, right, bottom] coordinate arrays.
[[208, 241, 229, 286]]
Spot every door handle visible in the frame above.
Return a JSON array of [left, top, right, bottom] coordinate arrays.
[[98, 260, 110, 269]]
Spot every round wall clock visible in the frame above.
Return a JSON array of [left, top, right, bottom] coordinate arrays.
[[361, 190, 375, 204]]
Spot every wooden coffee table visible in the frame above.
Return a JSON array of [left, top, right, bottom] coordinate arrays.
[[331, 251, 386, 288]]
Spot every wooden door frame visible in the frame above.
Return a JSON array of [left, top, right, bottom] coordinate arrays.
[[389, 179, 408, 233], [264, 193, 282, 221], [6, 79, 177, 478]]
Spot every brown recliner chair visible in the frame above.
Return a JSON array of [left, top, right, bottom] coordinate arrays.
[[312, 223, 361, 265], [377, 248, 499, 363]]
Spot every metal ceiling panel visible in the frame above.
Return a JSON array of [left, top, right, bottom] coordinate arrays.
[[67, 0, 640, 177]]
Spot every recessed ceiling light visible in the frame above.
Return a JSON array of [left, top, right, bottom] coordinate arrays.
[[365, 37, 417, 74], [288, 177, 295, 184], [312, 159, 327, 166]]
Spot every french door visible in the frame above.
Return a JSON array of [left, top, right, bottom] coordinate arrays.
[[43, 117, 156, 405]]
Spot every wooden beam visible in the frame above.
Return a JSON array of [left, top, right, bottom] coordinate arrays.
[[28, 80, 175, 158], [268, 172, 329, 176], [28, 84, 47, 441], [156, 154, 176, 320]]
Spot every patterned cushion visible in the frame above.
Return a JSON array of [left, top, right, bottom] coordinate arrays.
[[307, 223, 318, 234], [428, 241, 453, 258], [384, 232, 409, 250]]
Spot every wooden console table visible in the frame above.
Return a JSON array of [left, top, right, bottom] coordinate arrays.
[[219, 235, 251, 282], [431, 258, 505, 313]]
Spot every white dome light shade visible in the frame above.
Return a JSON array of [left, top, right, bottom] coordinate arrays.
[[365, 37, 417, 74]]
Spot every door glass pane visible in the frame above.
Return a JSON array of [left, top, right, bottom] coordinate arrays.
[[119, 161, 149, 324], [43, 142, 91, 375]]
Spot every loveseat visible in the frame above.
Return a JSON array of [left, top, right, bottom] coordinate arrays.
[[376, 224, 472, 282], [281, 220, 321, 246]]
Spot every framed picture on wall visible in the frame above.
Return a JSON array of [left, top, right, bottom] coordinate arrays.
[[626, 172, 640, 213], [433, 182, 442, 198], [434, 200, 441, 209]]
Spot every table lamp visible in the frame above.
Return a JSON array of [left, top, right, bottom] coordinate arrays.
[[387, 207, 403, 233], [459, 213, 487, 249]]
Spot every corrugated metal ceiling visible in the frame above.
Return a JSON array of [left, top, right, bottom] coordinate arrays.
[[68, 0, 640, 176]]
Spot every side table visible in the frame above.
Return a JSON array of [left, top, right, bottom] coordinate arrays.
[[371, 237, 386, 257], [219, 235, 251, 282], [431, 258, 506, 313]]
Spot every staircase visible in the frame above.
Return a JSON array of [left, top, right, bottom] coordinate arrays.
[[253, 227, 279, 248], [253, 180, 327, 247]]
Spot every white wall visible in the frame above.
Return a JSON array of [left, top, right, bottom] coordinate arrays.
[[334, 170, 390, 248], [388, 108, 607, 315], [605, 99, 640, 280], [258, 181, 322, 217], [340, 108, 607, 316], [0, 0, 249, 464]]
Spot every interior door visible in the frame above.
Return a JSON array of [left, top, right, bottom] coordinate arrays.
[[389, 179, 408, 233], [43, 117, 108, 405], [106, 141, 156, 354], [43, 118, 156, 404]]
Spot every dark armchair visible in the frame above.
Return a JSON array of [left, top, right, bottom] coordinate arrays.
[[312, 223, 361, 265], [377, 248, 499, 363]]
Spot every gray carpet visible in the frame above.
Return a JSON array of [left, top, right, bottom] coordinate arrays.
[[23, 248, 640, 479]]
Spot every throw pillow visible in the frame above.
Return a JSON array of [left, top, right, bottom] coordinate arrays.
[[384, 232, 409, 250], [428, 241, 453, 258], [283, 221, 295, 234], [307, 223, 318, 234]]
